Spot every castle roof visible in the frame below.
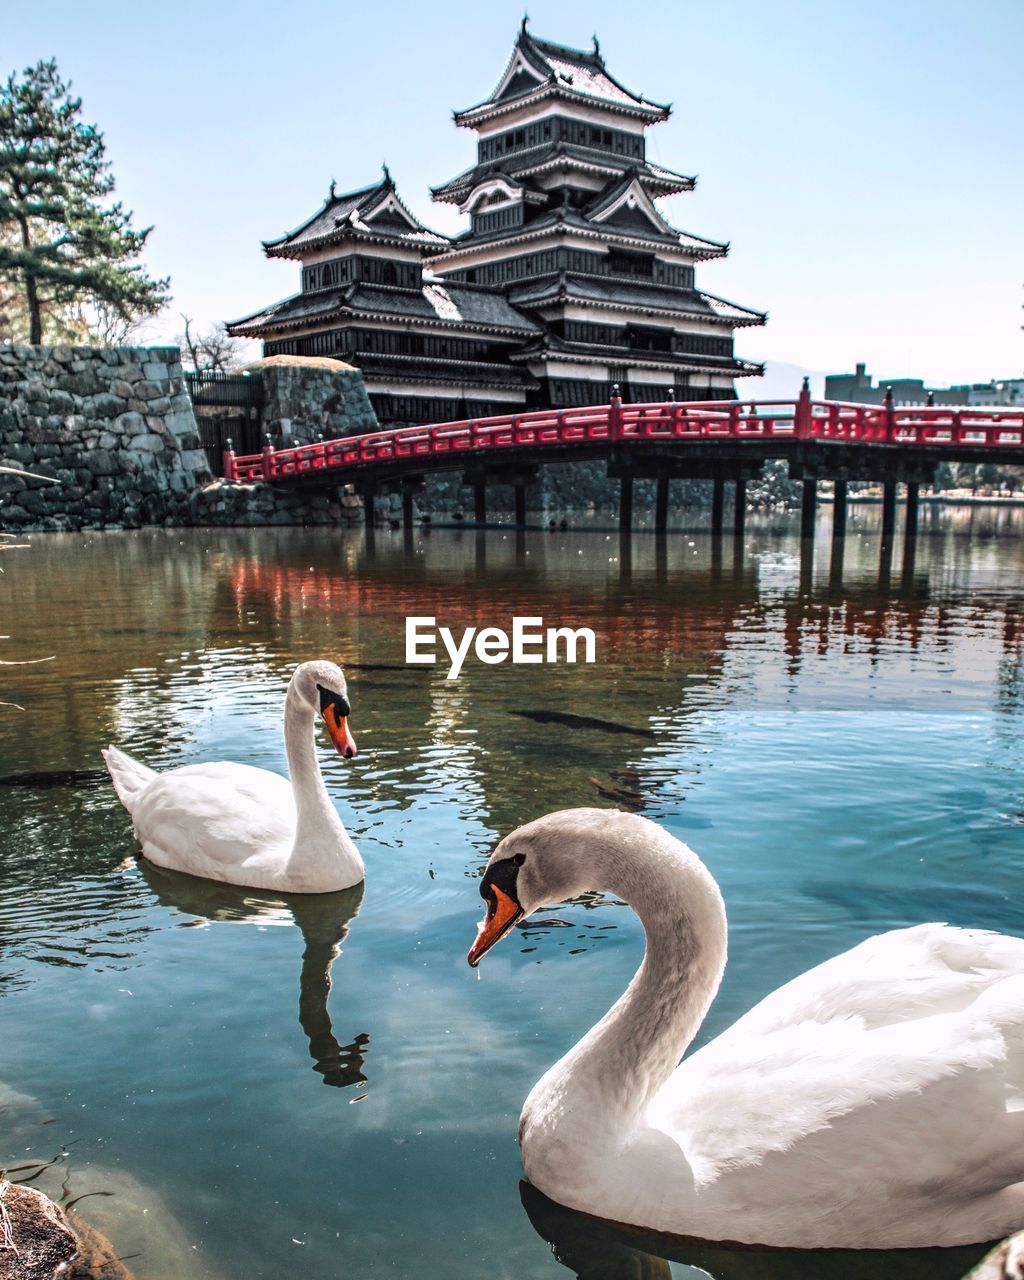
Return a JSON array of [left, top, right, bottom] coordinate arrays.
[[506, 273, 767, 327], [431, 204, 728, 263], [263, 171, 449, 259], [431, 145, 694, 205], [454, 24, 670, 127], [227, 279, 541, 339], [511, 331, 765, 378]]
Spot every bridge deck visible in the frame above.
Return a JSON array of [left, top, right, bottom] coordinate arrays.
[[222, 390, 1024, 486]]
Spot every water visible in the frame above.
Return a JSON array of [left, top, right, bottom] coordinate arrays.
[[0, 507, 1021, 1279]]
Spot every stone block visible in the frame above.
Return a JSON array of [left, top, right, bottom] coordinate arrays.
[[92, 392, 126, 419], [127, 433, 165, 453], [182, 449, 211, 472], [2, 442, 36, 465], [113, 411, 146, 435], [86, 449, 120, 476], [143, 361, 170, 383], [163, 408, 197, 438], [47, 389, 75, 414], [20, 490, 49, 514]]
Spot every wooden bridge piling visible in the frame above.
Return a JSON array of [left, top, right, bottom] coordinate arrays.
[[832, 478, 848, 539], [881, 481, 897, 542], [879, 533, 894, 590], [514, 483, 527, 528], [655, 475, 669, 534], [801, 478, 817, 541], [711, 477, 725, 535], [905, 481, 920, 539], [734, 478, 747, 539], [620, 473, 634, 533], [829, 536, 845, 590], [363, 491, 375, 528], [474, 482, 487, 524], [402, 489, 414, 530]]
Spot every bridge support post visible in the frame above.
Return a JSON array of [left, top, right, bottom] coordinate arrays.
[[905, 481, 920, 539], [711, 477, 725, 535], [801, 478, 817, 541], [514, 483, 527, 528], [734, 478, 747, 538], [474, 482, 486, 525], [881, 480, 897, 541], [619, 473, 634, 533], [832, 478, 848, 539], [655, 475, 669, 534], [829, 533, 844, 591], [363, 491, 375, 528], [402, 489, 414, 530]]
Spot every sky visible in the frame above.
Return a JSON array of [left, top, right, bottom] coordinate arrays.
[[5, 0, 1023, 390]]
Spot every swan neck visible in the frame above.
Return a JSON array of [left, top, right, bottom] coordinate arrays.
[[552, 840, 727, 1127], [283, 684, 343, 846]]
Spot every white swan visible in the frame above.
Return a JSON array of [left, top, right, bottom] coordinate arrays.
[[103, 661, 363, 893], [468, 808, 1024, 1250]]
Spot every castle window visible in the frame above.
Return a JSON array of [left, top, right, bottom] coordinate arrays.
[[609, 249, 654, 277]]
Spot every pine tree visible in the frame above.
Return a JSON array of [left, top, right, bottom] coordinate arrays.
[[0, 59, 169, 344]]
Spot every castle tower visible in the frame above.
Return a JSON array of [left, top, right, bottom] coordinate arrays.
[[428, 22, 765, 405], [228, 170, 541, 424]]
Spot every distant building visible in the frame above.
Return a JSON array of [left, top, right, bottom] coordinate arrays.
[[228, 22, 765, 425], [825, 362, 1024, 407]]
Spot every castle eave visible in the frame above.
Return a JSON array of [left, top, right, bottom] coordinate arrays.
[[454, 83, 669, 130]]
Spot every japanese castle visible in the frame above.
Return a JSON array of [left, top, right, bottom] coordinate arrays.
[[228, 23, 766, 425]]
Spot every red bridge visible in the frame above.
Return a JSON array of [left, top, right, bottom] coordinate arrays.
[[222, 382, 1024, 540]]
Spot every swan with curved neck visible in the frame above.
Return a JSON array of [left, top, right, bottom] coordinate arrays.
[[469, 809, 1024, 1249], [103, 661, 363, 893]]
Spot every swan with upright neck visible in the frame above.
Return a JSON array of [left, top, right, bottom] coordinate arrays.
[[103, 661, 363, 893], [468, 809, 1024, 1250]]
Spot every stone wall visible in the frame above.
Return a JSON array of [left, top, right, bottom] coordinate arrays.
[[252, 355, 379, 445], [195, 477, 365, 527], [0, 344, 211, 532]]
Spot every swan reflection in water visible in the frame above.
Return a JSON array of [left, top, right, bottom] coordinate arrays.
[[139, 861, 369, 1088], [520, 1182, 990, 1280]]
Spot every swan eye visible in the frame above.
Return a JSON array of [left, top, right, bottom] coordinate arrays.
[[317, 684, 351, 717], [513, 852, 527, 866]]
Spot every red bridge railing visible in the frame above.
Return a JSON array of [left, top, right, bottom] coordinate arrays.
[[222, 389, 1024, 484]]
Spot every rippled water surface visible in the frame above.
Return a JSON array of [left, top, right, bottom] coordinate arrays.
[[1, 508, 1022, 1279]]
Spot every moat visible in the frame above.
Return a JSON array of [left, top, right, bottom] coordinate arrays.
[[1, 508, 1022, 1278]]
